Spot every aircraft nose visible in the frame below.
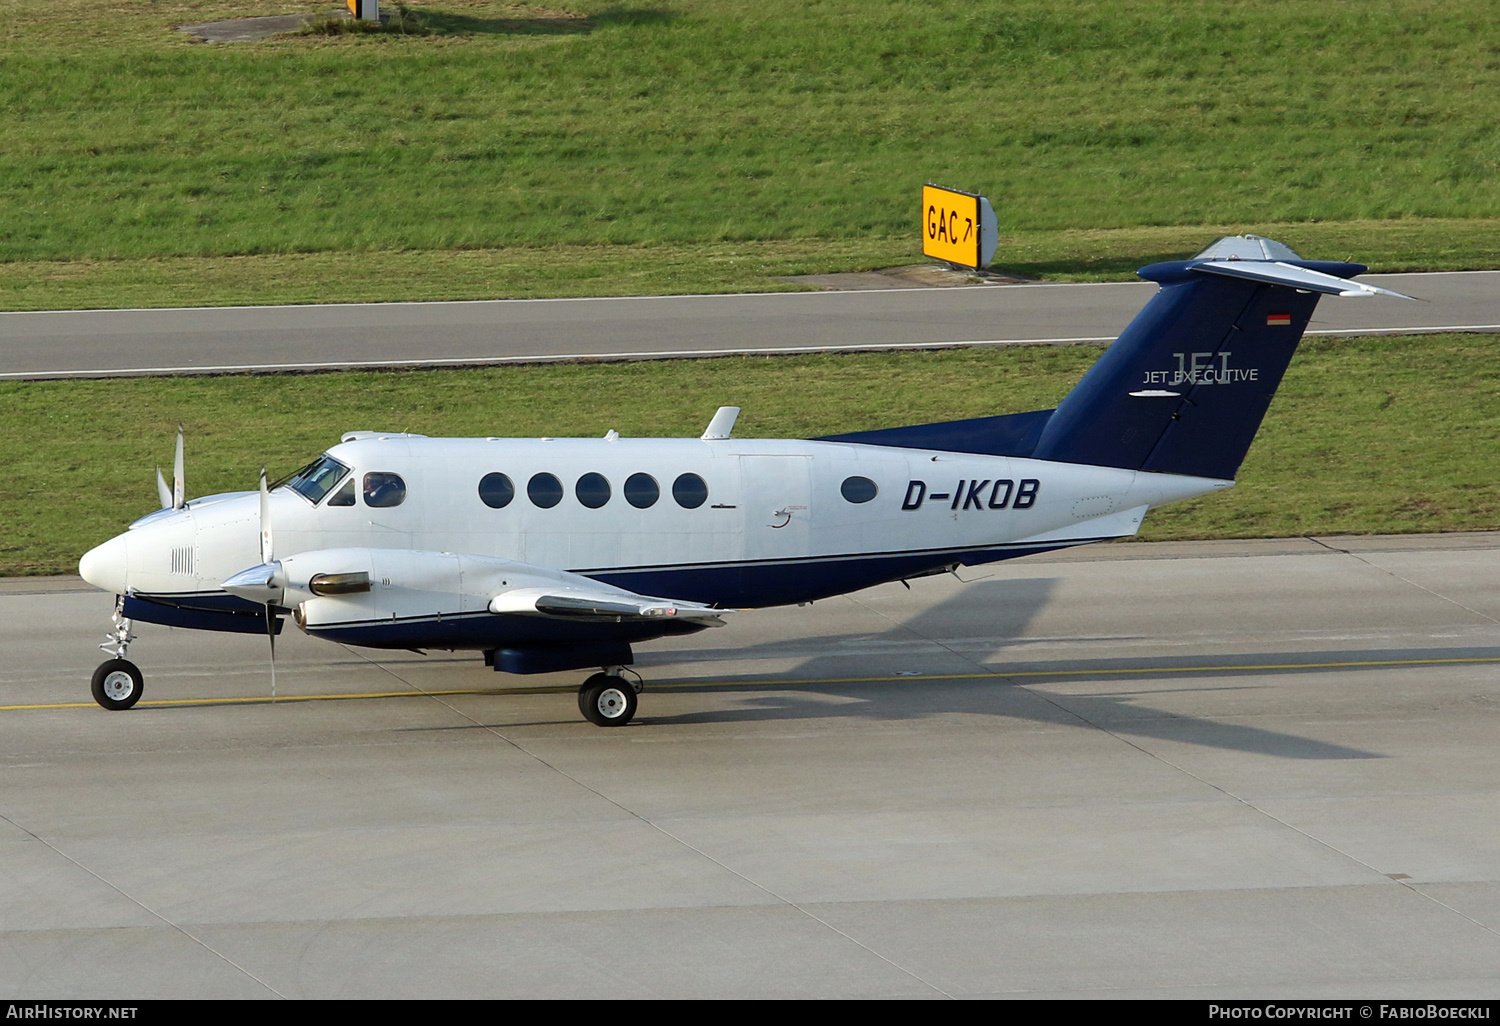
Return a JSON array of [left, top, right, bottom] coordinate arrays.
[[79, 534, 128, 594]]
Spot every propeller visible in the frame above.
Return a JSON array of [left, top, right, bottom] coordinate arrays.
[[154, 424, 186, 511], [260, 467, 277, 701], [220, 465, 289, 700], [260, 466, 274, 565]]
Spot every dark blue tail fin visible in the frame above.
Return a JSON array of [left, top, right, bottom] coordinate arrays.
[[1029, 236, 1405, 480], [813, 236, 1409, 476]]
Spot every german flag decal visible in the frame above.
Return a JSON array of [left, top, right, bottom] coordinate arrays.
[[1267, 312, 1292, 326]]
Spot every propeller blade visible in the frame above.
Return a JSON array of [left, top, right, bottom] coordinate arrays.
[[155, 467, 172, 510], [172, 424, 185, 510], [265, 600, 277, 702], [258, 465, 278, 701], [258, 467, 274, 565]]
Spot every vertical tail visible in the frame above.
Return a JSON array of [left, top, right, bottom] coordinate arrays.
[[1029, 236, 1411, 480]]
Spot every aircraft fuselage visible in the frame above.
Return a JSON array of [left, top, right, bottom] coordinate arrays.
[[84, 434, 1226, 646]]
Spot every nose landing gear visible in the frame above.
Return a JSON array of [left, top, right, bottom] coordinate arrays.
[[91, 599, 143, 710], [578, 666, 641, 727]]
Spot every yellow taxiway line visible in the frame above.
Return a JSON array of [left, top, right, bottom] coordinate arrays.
[[3, 655, 1497, 712]]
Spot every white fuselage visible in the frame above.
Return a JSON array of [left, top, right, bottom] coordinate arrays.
[[84, 434, 1229, 611]]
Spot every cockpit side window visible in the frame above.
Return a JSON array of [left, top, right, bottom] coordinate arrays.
[[327, 479, 356, 507], [284, 455, 351, 505], [364, 472, 407, 508]]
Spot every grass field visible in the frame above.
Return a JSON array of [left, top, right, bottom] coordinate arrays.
[[3, 332, 1495, 576], [4, 219, 1500, 311], [3, 1, 1500, 307]]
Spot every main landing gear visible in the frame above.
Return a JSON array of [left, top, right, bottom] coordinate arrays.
[[91, 598, 144, 710], [578, 667, 642, 727]]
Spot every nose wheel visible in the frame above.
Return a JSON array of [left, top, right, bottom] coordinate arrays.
[[92, 599, 144, 710], [91, 658, 144, 711], [578, 670, 638, 727]]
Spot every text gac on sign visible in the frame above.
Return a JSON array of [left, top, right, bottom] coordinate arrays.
[[922, 184, 982, 268]]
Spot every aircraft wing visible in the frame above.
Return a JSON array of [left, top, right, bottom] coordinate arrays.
[[488, 584, 730, 626]]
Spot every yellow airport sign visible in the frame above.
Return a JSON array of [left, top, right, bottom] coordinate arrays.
[[922, 184, 997, 270], [923, 184, 981, 268]]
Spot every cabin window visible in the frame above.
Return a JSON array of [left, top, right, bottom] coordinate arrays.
[[479, 473, 515, 509], [528, 472, 563, 509], [672, 472, 708, 509], [284, 455, 349, 504], [624, 473, 659, 509], [576, 472, 611, 509], [363, 472, 407, 508], [327, 479, 356, 507], [840, 476, 878, 504]]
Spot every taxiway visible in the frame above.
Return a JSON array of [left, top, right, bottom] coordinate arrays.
[[1, 270, 1496, 379], [2, 532, 1498, 997]]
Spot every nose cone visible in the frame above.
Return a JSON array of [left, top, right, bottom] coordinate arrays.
[[79, 534, 129, 594]]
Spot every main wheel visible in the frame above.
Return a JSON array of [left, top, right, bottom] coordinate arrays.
[[578, 673, 637, 727], [91, 659, 144, 711]]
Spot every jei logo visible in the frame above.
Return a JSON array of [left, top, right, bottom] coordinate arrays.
[[1140, 352, 1259, 387]]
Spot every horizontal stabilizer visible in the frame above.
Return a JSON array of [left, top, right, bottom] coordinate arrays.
[[1191, 234, 1304, 262], [1194, 260, 1415, 300]]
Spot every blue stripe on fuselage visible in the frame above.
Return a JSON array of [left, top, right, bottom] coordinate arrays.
[[129, 540, 1100, 646]]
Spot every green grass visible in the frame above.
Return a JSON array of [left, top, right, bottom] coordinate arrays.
[[3, 219, 1500, 310], [3, 333, 1495, 576], [3, 1, 1500, 306]]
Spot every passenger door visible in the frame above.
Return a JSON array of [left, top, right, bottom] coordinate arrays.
[[738, 455, 812, 561]]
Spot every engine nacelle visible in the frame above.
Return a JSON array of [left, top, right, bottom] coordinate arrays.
[[277, 548, 553, 632]]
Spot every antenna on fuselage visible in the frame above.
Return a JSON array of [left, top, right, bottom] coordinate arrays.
[[701, 407, 740, 440]]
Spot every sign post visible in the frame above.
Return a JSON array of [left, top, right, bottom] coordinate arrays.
[[347, 0, 380, 21], [922, 184, 997, 271]]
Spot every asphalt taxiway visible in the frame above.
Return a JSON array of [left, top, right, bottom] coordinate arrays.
[[2, 531, 1498, 998], [1, 270, 1496, 379]]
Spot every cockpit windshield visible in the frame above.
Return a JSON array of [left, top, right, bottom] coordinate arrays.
[[278, 455, 351, 504]]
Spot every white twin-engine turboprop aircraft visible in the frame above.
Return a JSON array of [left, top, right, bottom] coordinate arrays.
[[78, 236, 1411, 725]]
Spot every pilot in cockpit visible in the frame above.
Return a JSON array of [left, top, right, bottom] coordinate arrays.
[[362, 472, 407, 508]]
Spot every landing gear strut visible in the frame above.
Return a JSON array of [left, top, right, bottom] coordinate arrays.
[[578, 667, 639, 727], [91, 598, 143, 711]]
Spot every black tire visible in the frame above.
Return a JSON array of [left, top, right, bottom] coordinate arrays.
[[578, 673, 637, 727], [91, 659, 144, 711]]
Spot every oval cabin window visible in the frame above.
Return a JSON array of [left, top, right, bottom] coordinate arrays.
[[479, 473, 515, 509], [576, 472, 611, 509], [624, 473, 660, 509], [527, 473, 564, 509], [672, 473, 708, 509], [840, 476, 878, 504]]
